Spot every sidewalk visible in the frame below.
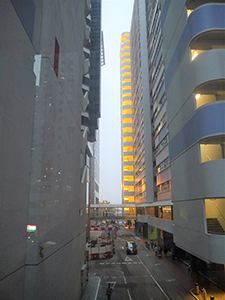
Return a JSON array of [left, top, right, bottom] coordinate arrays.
[[80, 276, 100, 300], [136, 234, 225, 300], [190, 286, 224, 300]]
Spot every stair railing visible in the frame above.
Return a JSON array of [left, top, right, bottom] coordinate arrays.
[[214, 204, 225, 232]]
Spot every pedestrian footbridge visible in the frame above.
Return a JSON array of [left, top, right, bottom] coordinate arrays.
[[89, 203, 136, 220]]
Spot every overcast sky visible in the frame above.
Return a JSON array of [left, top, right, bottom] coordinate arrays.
[[99, 0, 134, 204]]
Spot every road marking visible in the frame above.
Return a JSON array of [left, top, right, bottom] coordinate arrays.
[[125, 256, 133, 261], [123, 276, 127, 284], [137, 255, 171, 300], [113, 270, 125, 277], [166, 279, 176, 282], [106, 281, 116, 289], [127, 289, 132, 300], [94, 277, 101, 300], [100, 261, 142, 266]]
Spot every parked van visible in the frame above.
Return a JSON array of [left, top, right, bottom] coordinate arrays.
[[126, 241, 137, 255]]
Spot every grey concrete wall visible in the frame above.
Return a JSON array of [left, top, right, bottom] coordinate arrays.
[[0, 1, 88, 299], [139, 0, 155, 204]]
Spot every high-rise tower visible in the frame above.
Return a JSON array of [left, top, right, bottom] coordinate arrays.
[[120, 33, 135, 208], [129, 0, 225, 278], [130, 1, 155, 205]]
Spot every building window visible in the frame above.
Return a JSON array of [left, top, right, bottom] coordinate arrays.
[[124, 196, 134, 202], [195, 80, 225, 109], [123, 136, 133, 143], [200, 136, 225, 163], [205, 198, 225, 234], [122, 86, 131, 91], [124, 175, 134, 182], [122, 100, 132, 106], [123, 155, 134, 162], [123, 109, 132, 115], [122, 72, 131, 77], [121, 59, 131, 64], [54, 37, 60, 77], [124, 186, 134, 192], [124, 165, 134, 172], [123, 127, 133, 133], [191, 49, 205, 61], [121, 52, 131, 57], [123, 146, 133, 152]]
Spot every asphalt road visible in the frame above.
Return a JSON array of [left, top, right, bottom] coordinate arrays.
[[88, 228, 194, 300]]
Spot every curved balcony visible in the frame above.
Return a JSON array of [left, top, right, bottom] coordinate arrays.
[[82, 74, 90, 86], [205, 198, 225, 235], [194, 79, 225, 109], [186, 0, 225, 10], [82, 91, 89, 112], [165, 3, 225, 88], [121, 101, 132, 110], [83, 25, 90, 46], [122, 81, 131, 88], [85, 0, 91, 17], [122, 108, 132, 117], [83, 58, 90, 75], [122, 123, 133, 130], [122, 88, 131, 95], [82, 83, 89, 93], [169, 102, 225, 162], [199, 159, 225, 198], [81, 111, 89, 127], [189, 4, 225, 43]]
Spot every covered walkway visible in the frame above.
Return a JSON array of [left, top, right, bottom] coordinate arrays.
[[89, 203, 136, 220], [89, 200, 173, 220]]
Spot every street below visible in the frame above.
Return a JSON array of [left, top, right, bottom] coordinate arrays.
[[88, 227, 194, 300]]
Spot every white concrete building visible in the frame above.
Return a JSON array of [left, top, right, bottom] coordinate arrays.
[[129, 0, 225, 283]]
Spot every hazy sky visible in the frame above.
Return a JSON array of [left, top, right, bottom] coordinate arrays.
[[99, 0, 134, 204]]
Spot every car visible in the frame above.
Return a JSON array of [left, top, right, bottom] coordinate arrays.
[[126, 240, 138, 255]]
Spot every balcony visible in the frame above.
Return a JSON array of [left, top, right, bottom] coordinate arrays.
[[186, 0, 225, 10], [84, 0, 91, 17], [194, 79, 225, 109], [83, 25, 90, 46]]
